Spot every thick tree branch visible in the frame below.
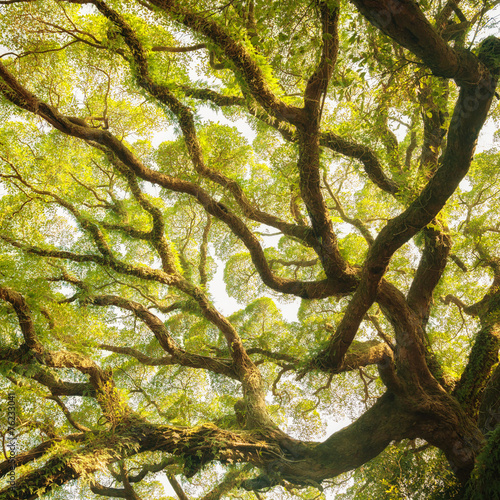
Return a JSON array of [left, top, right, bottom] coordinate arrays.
[[0, 421, 279, 499], [91, 295, 238, 379], [181, 87, 246, 107], [297, 126, 349, 281], [321, 132, 400, 195], [151, 42, 206, 52], [199, 214, 211, 286], [90, 481, 137, 499], [144, 0, 304, 124], [340, 340, 393, 373], [0, 286, 43, 355], [417, 77, 449, 176], [349, 0, 488, 85], [454, 322, 500, 420], [407, 223, 452, 326], [478, 364, 500, 433], [304, 1, 340, 113], [315, 55, 498, 370], [181, 86, 399, 198], [0, 63, 356, 299], [0, 393, 420, 498], [0, 286, 127, 420], [128, 457, 175, 482], [0, 433, 86, 479]]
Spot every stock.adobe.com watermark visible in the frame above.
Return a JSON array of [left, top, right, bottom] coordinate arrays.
[[5, 392, 17, 490]]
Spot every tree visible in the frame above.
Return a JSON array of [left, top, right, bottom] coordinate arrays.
[[0, 0, 499, 498]]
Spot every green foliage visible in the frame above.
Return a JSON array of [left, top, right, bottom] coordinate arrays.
[[0, 1, 499, 499], [464, 426, 500, 500], [336, 443, 461, 500]]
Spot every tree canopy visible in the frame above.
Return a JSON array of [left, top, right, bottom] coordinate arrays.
[[0, 0, 499, 498]]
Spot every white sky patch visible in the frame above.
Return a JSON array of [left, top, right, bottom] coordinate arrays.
[[141, 180, 162, 197], [208, 246, 301, 321], [476, 116, 498, 153], [323, 416, 353, 439], [277, 297, 301, 322], [73, 87, 85, 107], [159, 476, 178, 497], [257, 224, 282, 248], [476, 6, 500, 39], [459, 177, 472, 192], [151, 127, 177, 147], [78, 4, 98, 15], [388, 114, 410, 142], [52, 282, 76, 300], [208, 252, 242, 316], [198, 104, 257, 144]]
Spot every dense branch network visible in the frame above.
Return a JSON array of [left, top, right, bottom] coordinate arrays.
[[0, 0, 499, 498]]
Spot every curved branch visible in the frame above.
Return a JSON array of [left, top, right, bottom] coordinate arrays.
[[0, 286, 43, 354], [181, 86, 399, 198], [321, 131, 401, 194], [349, 0, 488, 85], [0, 286, 126, 419], [407, 223, 452, 326], [303, 1, 340, 113], [145, 0, 304, 124], [47, 396, 91, 432], [90, 481, 138, 499], [0, 62, 357, 299], [2, 359, 95, 396], [454, 322, 500, 420], [151, 42, 206, 52], [91, 295, 238, 379], [340, 340, 393, 373]]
